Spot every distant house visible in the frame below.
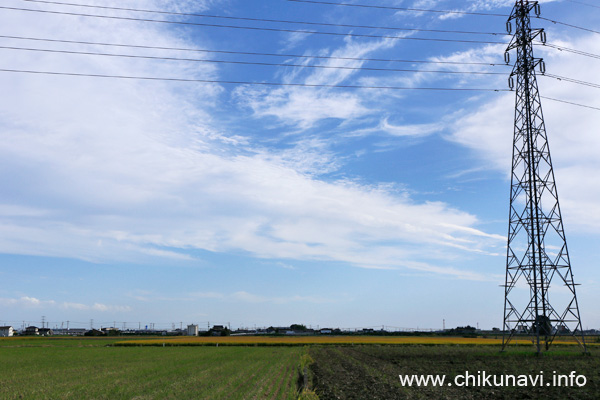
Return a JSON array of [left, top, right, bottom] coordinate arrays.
[[24, 326, 39, 336], [101, 327, 120, 336], [0, 326, 14, 337], [210, 325, 230, 336], [38, 328, 53, 336]]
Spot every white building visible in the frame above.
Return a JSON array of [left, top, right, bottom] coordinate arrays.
[[187, 324, 199, 336], [0, 326, 14, 337]]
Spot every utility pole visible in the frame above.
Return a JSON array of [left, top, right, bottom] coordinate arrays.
[[502, 0, 586, 353]]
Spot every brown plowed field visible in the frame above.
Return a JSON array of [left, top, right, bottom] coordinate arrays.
[[309, 345, 600, 400]]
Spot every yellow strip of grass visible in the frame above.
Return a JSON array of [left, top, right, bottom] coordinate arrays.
[[116, 335, 599, 346], [116, 336, 507, 346]]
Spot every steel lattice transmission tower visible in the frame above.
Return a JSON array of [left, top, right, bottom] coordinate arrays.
[[502, 0, 586, 353]]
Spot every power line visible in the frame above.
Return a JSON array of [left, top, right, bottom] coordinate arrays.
[[537, 16, 600, 35], [543, 73, 600, 90], [541, 43, 600, 60], [0, 68, 510, 91], [0, 6, 507, 45], [564, 0, 600, 10], [0, 45, 506, 76], [541, 96, 600, 111], [20, 0, 508, 36], [0, 35, 511, 67], [286, 0, 508, 17]]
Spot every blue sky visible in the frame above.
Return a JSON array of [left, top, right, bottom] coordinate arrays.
[[0, 0, 599, 331]]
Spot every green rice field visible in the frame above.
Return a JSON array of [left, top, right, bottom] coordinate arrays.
[[0, 337, 302, 399]]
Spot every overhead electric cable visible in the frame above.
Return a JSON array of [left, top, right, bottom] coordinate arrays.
[[0, 68, 510, 91], [0, 35, 511, 66], [564, 0, 600, 10], [286, 0, 508, 17], [543, 73, 600, 89], [541, 42, 600, 60], [0, 45, 506, 75], [20, 0, 508, 36], [537, 16, 600, 35], [0, 6, 507, 45], [541, 96, 600, 111]]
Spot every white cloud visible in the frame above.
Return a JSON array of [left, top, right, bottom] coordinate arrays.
[[236, 86, 370, 130], [0, 0, 506, 280], [468, 0, 560, 11], [62, 302, 89, 311], [256, 136, 342, 175], [235, 37, 397, 129], [280, 31, 315, 51], [446, 33, 600, 232], [379, 118, 444, 137], [276, 262, 296, 270], [21, 296, 52, 306], [0, 296, 130, 312]]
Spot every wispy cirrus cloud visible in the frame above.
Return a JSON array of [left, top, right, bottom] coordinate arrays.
[[0, 0, 505, 282], [234, 37, 397, 129]]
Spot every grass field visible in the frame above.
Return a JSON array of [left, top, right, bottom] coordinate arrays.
[[0, 336, 597, 399], [0, 337, 302, 399]]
